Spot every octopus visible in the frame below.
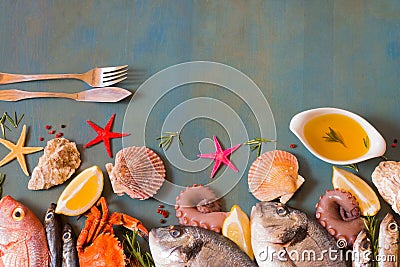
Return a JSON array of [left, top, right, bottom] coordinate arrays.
[[315, 189, 365, 247], [175, 184, 228, 233], [28, 138, 81, 190], [371, 161, 400, 215]]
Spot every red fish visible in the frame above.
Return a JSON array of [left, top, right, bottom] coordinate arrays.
[[0, 195, 49, 266]]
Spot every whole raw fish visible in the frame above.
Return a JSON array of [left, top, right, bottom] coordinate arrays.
[[44, 203, 62, 267], [250, 201, 346, 267], [352, 229, 372, 267], [377, 213, 399, 267], [149, 225, 257, 267], [61, 223, 78, 267], [0, 195, 49, 266]]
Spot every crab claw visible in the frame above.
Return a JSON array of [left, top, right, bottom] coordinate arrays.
[[108, 212, 149, 238]]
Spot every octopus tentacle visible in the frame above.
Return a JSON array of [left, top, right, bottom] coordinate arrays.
[[175, 184, 228, 233], [315, 189, 365, 247]]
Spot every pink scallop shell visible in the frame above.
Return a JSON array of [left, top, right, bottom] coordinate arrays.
[[106, 146, 166, 200]]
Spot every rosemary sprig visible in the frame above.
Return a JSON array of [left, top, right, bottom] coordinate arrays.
[[14, 112, 24, 127], [0, 114, 11, 138], [123, 230, 155, 267], [0, 173, 5, 198], [245, 137, 276, 157], [0, 112, 24, 139], [380, 155, 388, 161], [323, 127, 347, 148], [362, 215, 378, 266], [157, 131, 183, 150], [344, 163, 359, 172], [363, 135, 370, 149], [4, 113, 16, 128]]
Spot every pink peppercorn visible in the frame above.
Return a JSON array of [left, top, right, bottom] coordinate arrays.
[[162, 210, 169, 218]]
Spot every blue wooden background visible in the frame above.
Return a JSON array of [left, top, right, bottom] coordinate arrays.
[[0, 0, 399, 244]]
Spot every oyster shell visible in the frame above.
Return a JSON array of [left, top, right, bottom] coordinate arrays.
[[28, 138, 81, 190], [248, 150, 304, 203], [372, 161, 400, 215], [106, 146, 166, 200]]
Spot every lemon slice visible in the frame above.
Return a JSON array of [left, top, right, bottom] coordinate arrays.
[[332, 166, 380, 216], [55, 165, 104, 216], [222, 205, 254, 260]]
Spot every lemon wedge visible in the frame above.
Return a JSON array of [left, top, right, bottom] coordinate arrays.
[[332, 166, 380, 216], [222, 205, 254, 260], [55, 165, 104, 216]]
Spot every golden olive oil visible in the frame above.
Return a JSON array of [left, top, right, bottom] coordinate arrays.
[[303, 114, 369, 161]]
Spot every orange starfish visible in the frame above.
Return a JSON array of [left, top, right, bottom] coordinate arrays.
[[0, 125, 43, 176]]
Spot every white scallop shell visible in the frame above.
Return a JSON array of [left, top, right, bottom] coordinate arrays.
[[248, 150, 304, 203], [106, 146, 166, 200]]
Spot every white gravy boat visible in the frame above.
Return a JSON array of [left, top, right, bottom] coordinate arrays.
[[289, 107, 386, 165]]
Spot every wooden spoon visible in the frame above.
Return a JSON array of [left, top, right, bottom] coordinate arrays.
[[0, 87, 132, 102]]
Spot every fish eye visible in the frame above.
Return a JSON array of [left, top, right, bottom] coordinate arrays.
[[12, 207, 25, 221], [45, 212, 54, 220], [277, 206, 287, 216], [388, 222, 398, 232], [361, 241, 370, 250], [169, 229, 181, 238], [63, 232, 71, 241]]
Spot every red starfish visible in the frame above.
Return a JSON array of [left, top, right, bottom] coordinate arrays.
[[84, 114, 130, 158], [197, 136, 241, 178]]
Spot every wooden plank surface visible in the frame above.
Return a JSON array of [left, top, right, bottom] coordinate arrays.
[[0, 0, 399, 248]]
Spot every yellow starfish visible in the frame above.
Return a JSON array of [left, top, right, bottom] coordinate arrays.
[[0, 125, 43, 176]]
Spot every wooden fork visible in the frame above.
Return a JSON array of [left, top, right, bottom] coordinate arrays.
[[0, 65, 128, 87]]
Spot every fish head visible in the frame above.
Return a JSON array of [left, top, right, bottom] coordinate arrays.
[[381, 213, 399, 240], [149, 225, 203, 266], [353, 229, 373, 265], [250, 201, 307, 245], [44, 203, 57, 224], [382, 213, 398, 232], [0, 195, 39, 232], [354, 229, 372, 253], [62, 223, 75, 243]]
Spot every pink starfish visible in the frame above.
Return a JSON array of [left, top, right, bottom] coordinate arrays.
[[197, 136, 241, 178]]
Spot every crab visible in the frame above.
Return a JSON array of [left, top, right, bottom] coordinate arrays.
[[77, 197, 148, 267]]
